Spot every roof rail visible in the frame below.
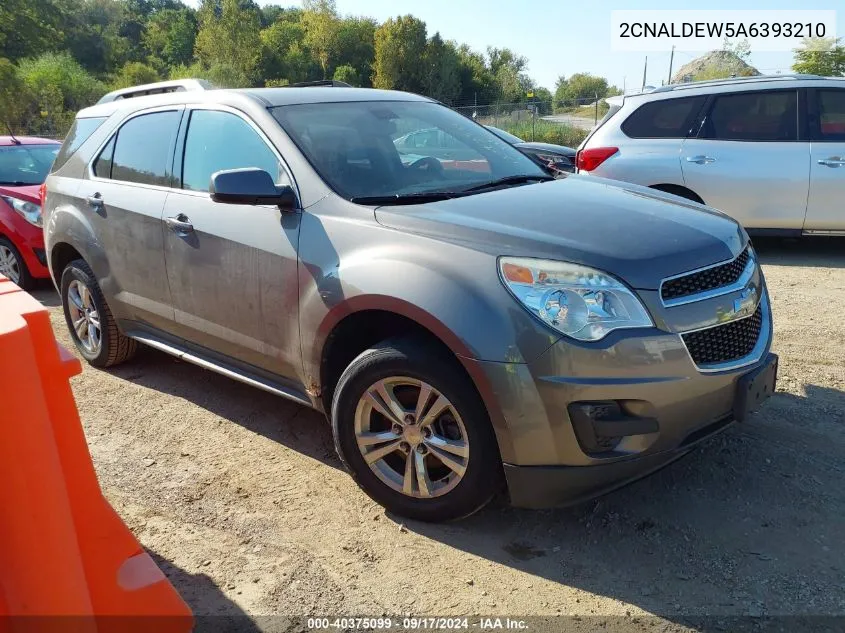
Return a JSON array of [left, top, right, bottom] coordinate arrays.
[[96, 79, 212, 104], [286, 80, 353, 88], [646, 73, 828, 95]]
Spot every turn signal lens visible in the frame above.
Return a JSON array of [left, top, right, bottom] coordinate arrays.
[[502, 262, 534, 284]]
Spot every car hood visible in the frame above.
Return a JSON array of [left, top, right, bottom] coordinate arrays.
[[515, 142, 576, 156], [0, 184, 41, 205], [374, 176, 746, 290]]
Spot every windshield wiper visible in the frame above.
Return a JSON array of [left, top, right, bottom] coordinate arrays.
[[351, 191, 465, 206], [461, 174, 554, 192], [0, 181, 32, 186]]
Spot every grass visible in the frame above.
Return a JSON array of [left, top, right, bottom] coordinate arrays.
[[496, 119, 588, 148]]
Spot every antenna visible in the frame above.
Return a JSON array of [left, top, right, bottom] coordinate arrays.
[[5, 122, 21, 145]]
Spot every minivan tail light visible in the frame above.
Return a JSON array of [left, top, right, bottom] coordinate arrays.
[[576, 147, 618, 172], [39, 183, 47, 208]]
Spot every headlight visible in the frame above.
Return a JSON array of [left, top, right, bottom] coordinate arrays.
[[499, 257, 653, 341], [1, 196, 42, 227]]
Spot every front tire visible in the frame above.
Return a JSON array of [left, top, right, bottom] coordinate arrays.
[[331, 338, 502, 522], [0, 237, 35, 290], [60, 259, 137, 367]]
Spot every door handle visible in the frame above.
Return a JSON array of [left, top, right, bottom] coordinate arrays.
[[86, 193, 104, 207], [165, 214, 194, 234], [818, 157, 845, 168], [686, 155, 716, 164]]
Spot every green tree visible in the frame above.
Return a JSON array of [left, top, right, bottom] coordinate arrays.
[[0, 58, 31, 130], [558, 72, 609, 104], [195, 0, 261, 83], [372, 15, 427, 92], [259, 19, 317, 84], [111, 60, 159, 88], [302, 0, 340, 79], [0, 0, 64, 61], [171, 60, 251, 88], [454, 44, 497, 104], [422, 32, 460, 103], [332, 63, 359, 85], [17, 52, 106, 134], [528, 86, 553, 115], [335, 17, 376, 87], [143, 7, 197, 70], [553, 75, 568, 109], [793, 37, 845, 77]]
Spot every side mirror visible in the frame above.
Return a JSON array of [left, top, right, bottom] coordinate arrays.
[[209, 168, 299, 211]]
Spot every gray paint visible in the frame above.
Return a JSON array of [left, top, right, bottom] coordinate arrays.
[[45, 85, 773, 490]]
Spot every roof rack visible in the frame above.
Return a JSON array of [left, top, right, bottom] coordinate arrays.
[[96, 79, 212, 104], [285, 80, 353, 88], [645, 73, 828, 95]]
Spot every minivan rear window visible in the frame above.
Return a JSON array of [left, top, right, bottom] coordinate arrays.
[[621, 96, 706, 139], [51, 117, 106, 172]]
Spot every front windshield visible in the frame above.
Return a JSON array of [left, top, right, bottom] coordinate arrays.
[[0, 144, 60, 186], [271, 101, 546, 201]]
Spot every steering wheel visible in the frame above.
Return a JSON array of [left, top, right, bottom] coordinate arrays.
[[408, 156, 444, 175]]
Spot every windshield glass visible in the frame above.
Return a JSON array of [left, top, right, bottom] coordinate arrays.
[[271, 101, 545, 201], [486, 126, 524, 144], [0, 144, 60, 185]]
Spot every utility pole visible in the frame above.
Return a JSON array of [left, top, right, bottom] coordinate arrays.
[[641, 56, 648, 91], [667, 45, 675, 85]]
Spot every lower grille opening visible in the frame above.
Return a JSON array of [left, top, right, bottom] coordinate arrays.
[[682, 304, 763, 366]]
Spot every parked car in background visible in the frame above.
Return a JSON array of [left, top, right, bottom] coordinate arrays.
[[0, 136, 61, 288], [577, 75, 845, 236], [485, 125, 576, 175], [45, 81, 775, 522]]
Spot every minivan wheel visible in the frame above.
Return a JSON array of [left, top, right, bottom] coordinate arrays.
[[331, 338, 502, 522], [0, 237, 34, 290], [60, 259, 137, 367]]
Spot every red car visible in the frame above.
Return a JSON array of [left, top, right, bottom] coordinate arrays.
[[0, 135, 61, 289]]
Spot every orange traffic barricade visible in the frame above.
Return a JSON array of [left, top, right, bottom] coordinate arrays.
[[0, 276, 193, 633]]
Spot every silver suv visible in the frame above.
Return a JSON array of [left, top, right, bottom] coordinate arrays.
[[44, 80, 777, 521], [578, 75, 845, 235]]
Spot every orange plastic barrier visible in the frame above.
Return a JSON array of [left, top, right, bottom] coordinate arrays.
[[0, 276, 193, 633]]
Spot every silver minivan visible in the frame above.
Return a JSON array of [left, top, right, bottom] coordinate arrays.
[[578, 75, 845, 235]]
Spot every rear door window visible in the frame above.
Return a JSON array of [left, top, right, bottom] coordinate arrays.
[[621, 96, 706, 138], [93, 136, 115, 178], [52, 117, 106, 171], [701, 90, 798, 142], [111, 110, 181, 186], [813, 89, 845, 141]]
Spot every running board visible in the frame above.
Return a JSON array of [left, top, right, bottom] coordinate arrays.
[[802, 229, 845, 237], [129, 333, 314, 407]]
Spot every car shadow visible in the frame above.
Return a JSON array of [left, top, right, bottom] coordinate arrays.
[[149, 551, 263, 632], [29, 284, 62, 307], [400, 384, 845, 623], [752, 236, 845, 269], [106, 344, 341, 471]]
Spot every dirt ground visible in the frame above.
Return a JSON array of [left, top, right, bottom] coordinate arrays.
[[32, 237, 845, 632]]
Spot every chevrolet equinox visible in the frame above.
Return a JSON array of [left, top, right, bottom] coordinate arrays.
[[43, 80, 777, 521]]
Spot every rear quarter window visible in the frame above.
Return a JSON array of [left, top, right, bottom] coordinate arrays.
[[51, 117, 107, 172], [621, 96, 706, 139]]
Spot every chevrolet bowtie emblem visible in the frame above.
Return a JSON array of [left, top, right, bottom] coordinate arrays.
[[733, 286, 758, 318]]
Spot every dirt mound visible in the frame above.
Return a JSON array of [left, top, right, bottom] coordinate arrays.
[[672, 50, 760, 83]]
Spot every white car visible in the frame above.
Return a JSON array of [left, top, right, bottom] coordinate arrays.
[[577, 75, 845, 236]]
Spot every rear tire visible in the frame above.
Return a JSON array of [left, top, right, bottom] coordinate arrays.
[[0, 237, 35, 290], [331, 337, 502, 522], [60, 259, 137, 367]]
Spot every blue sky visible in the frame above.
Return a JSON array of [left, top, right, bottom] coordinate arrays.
[[312, 0, 844, 92]]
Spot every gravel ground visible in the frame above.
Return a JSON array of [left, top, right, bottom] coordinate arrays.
[[32, 238, 845, 632]]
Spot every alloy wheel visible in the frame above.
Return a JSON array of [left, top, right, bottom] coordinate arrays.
[[0, 245, 21, 284], [66, 279, 102, 354], [354, 376, 470, 499]]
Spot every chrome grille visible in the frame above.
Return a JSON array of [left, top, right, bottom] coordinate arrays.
[[681, 303, 764, 366], [662, 247, 750, 302]]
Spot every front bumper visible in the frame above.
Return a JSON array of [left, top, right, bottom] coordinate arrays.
[[468, 289, 774, 509]]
